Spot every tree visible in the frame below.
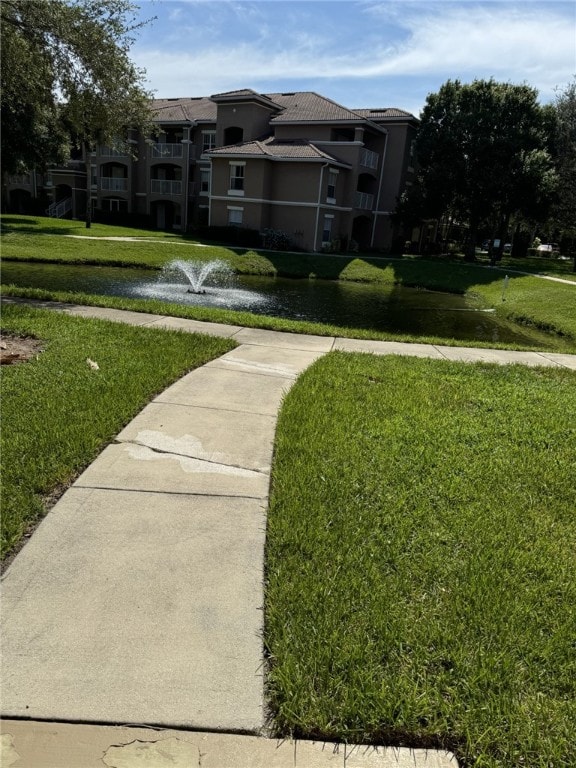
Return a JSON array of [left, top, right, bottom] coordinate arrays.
[[399, 79, 557, 259], [549, 79, 576, 270], [1, 0, 154, 224]]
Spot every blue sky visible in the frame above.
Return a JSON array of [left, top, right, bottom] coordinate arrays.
[[131, 0, 576, 116]]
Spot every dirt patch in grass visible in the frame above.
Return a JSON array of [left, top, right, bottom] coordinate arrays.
[[0, 333, 44, 364]]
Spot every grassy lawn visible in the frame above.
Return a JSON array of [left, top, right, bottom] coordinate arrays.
[[0, 213, 183, 239], [266, 352, 576, 767], [0, 302, 234, 559], [2, 216, 575, 351]]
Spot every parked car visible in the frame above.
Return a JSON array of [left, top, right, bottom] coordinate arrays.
[[537, 243, 559, 254]]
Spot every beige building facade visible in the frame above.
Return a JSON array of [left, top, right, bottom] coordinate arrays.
[[6, 89, 418, 252]]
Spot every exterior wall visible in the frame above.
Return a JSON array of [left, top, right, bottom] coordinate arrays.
[[273, 123, 336, 142], [270, 162, 322, 204], [5, 92, 417, 246], [377, 123, 417, 213], [268, 205, 318, 252], [215, 103, 275, 145]]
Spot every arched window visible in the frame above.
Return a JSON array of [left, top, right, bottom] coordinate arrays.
[[224, 126, 243, 145]]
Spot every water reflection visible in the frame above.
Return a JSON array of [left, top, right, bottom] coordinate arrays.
[[0, 260, 556, 347]]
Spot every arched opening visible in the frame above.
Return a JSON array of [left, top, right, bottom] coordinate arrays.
[[55, 183, 72, 203], [150, 164, 182, 196], [100, 162, 128, 192], [351, 215, 372, 250], [224, 126, 244, 145], [9, 189, 32, 214], [356, 172, 377, 194], [150, 200, 181, 230]]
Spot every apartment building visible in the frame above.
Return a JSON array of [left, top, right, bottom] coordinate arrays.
[[6, 88, 418, 252]]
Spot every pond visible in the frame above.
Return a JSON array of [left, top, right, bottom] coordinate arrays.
[[0, 260, 556, 347]]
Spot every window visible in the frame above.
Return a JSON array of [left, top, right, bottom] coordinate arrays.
[[90, 165, 97, 188], [228, 207, 243, 226], [327, 169, 338, 202], [322, 215, 333, 244], [202, 131, 216, 153], [200, 168, 211, 195], [102, 198, 127, 213], [229, 162, 245, 195]]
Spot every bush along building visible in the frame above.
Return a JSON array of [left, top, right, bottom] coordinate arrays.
[[6, 89, 418, 253]]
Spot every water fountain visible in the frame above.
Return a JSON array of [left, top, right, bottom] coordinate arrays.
[[130, 258, 271, 311], [162, 259, 233, 295]]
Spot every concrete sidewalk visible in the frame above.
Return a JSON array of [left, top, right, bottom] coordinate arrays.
[[2, 300, 575, 767]]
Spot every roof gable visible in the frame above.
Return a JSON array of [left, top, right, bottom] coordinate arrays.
[[208, 137, 351, 166]]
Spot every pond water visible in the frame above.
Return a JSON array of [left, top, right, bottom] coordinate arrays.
[[1, 260, 556, 347]]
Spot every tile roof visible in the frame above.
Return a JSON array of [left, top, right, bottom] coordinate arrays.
[[211, 88, 261, 98], [208, 137, 350, 165], [354, 108, 416, 119], [152, 97, 217, 123], [150, 92, 416, 125], [266, 92, 364, 122]]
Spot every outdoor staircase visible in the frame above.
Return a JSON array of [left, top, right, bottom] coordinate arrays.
[[46, 197, 72, 218]]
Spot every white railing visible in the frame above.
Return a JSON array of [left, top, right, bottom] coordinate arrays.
[[360, 148, 379, 170], [10, 174, 31, 186], [354, 191, 374, 210], [151, 179, 182, 195], [100, 146, 128, 158], [100, 177, 128, 191], [46, 197, 72, 218], [151, 143, 183, 159]]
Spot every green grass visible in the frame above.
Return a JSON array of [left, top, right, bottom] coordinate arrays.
[[3, 284, 573, 353], [2, 214, 576, 348], [0, 303, 234, 559], [0, 213, 183, 239], [266, 352, 576, 767]]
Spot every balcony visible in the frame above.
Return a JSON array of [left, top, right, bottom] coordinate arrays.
[[151, 179, 182, 195], [360, 148, 379, 170], [100, 177, 128, 191], [100, 146, 129, 158], [151, 143, 183, 159], [355, 191, 374, 210], [10, 174, 31, 186]]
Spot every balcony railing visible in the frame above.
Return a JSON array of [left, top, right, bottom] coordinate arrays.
[[151, 143, 183, 159], [100, 146, 128, 158], [354, 191, 374, 210], [46, 197, 72, 218], [151, 179, 182, 195], [10, 174, 31, 186], [100, 177, 128, 191], [360, 148, 379, 170]]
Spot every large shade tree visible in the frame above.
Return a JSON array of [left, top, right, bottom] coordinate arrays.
[[1, 0, 154, 223], [399, 79, 557, 259], [548, 79, 576, 269]]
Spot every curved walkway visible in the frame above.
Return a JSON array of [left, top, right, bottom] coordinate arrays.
[[2, 301, 575, 767]]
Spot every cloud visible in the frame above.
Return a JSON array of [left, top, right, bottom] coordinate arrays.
[[132, 1, 575, 107]]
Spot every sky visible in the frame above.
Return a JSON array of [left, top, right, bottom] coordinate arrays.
[[130, 0, 576, 116]]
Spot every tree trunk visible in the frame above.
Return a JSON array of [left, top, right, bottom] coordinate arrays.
[[84, 141, 91, 228], [464, 214, 478, 261]]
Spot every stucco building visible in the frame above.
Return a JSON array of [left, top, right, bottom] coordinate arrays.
[[6, 88, 418, 252]]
